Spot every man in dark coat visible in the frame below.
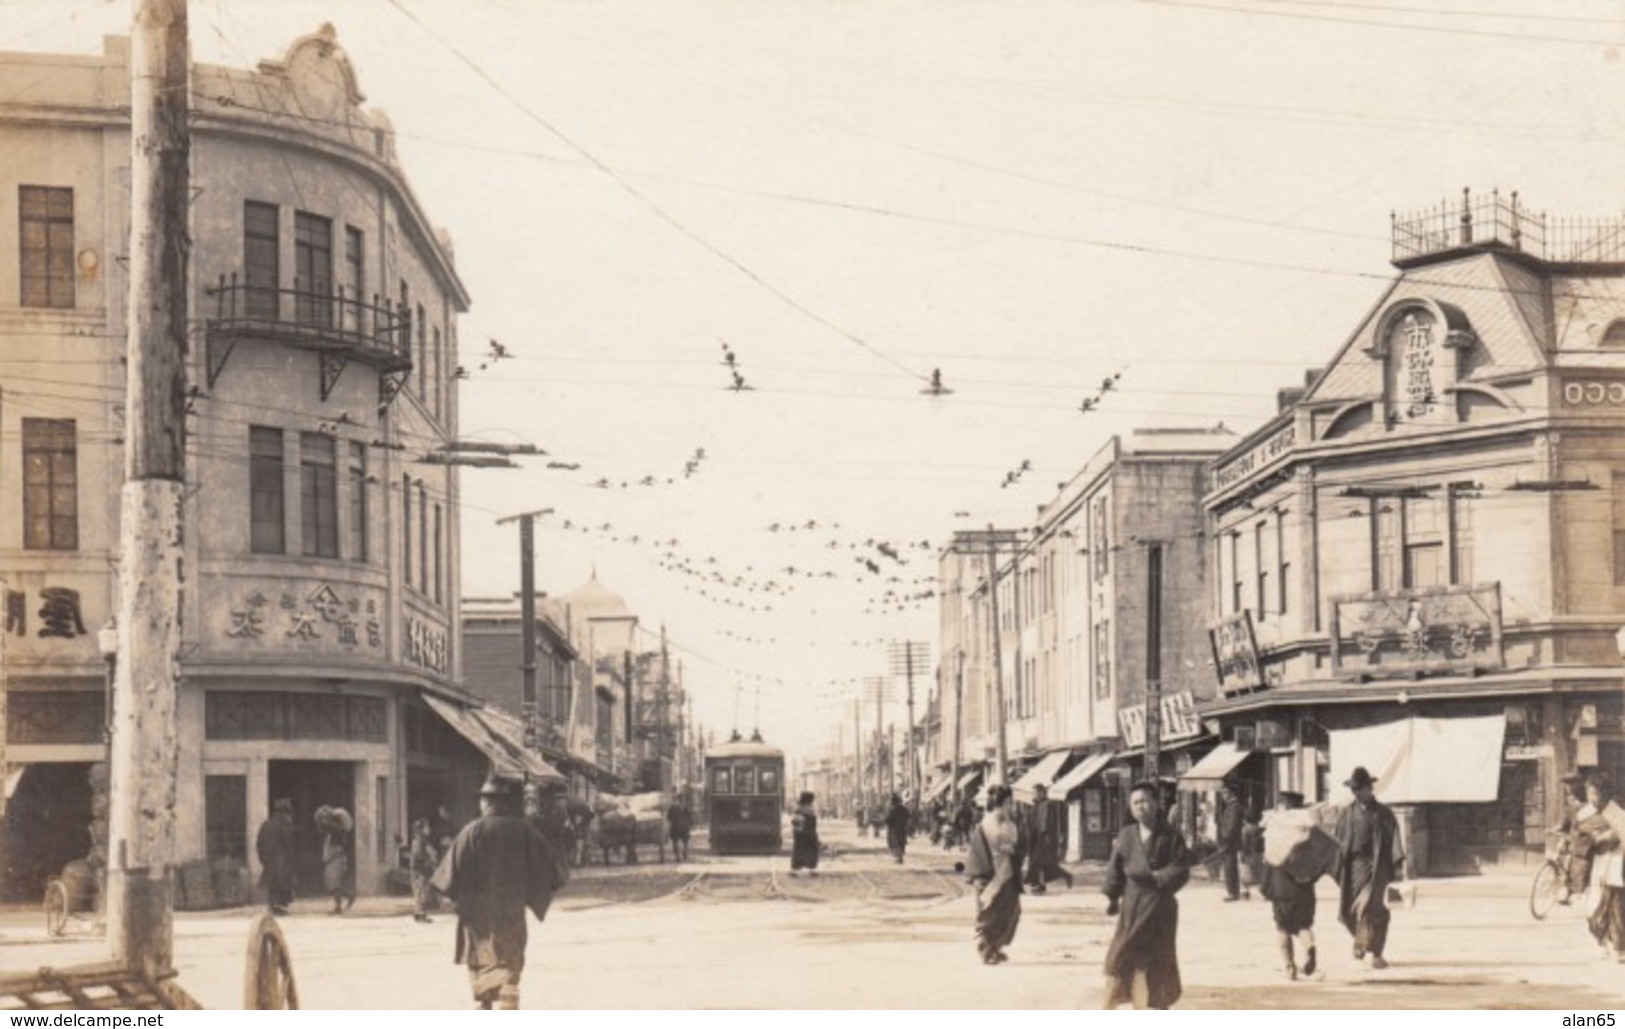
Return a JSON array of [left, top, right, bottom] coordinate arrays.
[[1102, 781, 1191, 1009], [1022, 784, 1074, 893], [432, 775, 560, 1009], [255, 798, 295, 915], [1334, 766, 1405, 970], [667, 800, 693, 862], [884, 793, 910, 864], [1216, 783, 1246, 901], [790, 791, 820, 874]]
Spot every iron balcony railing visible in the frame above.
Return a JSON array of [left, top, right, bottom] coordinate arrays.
[[1392, 188, 1625, 265], [204, 273, 413, 370]]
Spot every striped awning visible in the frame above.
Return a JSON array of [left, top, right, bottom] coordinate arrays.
[[1050, 750, 1115, 798], [1012, 749, 1073, 803], [423, 694, 564, 784]]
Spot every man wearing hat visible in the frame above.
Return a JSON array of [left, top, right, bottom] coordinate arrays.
[[255, 798, 295, 916], [431, 774, 561, 1009], [1333, 767, 1405, 970]]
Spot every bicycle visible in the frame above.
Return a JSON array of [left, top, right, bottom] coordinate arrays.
[[1530, 829, 1578, 921]]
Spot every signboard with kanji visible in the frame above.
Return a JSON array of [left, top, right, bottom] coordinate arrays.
[[1209, 611, 1263, 695], [1329, 582, 1503, 679]]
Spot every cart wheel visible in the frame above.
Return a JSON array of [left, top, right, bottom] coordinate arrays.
[[243, 912, 299, 1009], [43, 878, 69, 937]]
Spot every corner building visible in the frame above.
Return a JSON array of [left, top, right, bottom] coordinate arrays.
[[0, 28, 505, 902], [1201, 192, 1625, 873]]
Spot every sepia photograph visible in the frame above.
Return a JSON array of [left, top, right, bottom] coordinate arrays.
[[1, 0, 1624, 1012]]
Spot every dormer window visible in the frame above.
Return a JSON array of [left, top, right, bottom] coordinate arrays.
[[1601, 319, 1625, 347]]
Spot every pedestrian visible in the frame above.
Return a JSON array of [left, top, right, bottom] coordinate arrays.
[[409, 817, 438, 923], [314, 805, 355, 915], [1578, 773, 1625, 962], [969, 783, 1024, 965], [791, 790, 820, 875], [667, 799, 693, 862], [1022, 783, 1073, 894], [1102, 780, 1191, 1010], [1240, 804, 1265, 896], [1333, 766, 1405, 970], [1560, 771, 1594, 903], [885, 792, 910, 864], [1216, 783, 1245, 901], [255, 798, 295, 916], [854, 797, 867, 838], [431, 774, 561, 1010], [1260, 791, 1324, 980]]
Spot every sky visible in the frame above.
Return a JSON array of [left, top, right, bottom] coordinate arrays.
[[7, 0, 1625, 760]]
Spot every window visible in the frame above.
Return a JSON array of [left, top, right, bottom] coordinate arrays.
[[418, 482, 428, 589], [19, 186, 74, 308], [735, 766, 757, 794], [416, 303, 426, 398], [1276, 509, 1289, 616], [300, 433, 338, 558], [711, 767, 732, 794], [343, 226, 364, 332], [402, 474, 413, 587], [1255, 522, 1267, 620], [249, 427, 285, 553], [433, 503, 443, 603], [204, 776, 247, 862], [1603, 320, 1625, 347], [1229, 532, 1242, 613], [432, 325, 442, 420], [398, 280, 411, 357], [759, 768, 779, 794], [348, 442, 367, 562], [22, 418, 77, 550], [294, 211, 332, 326], [1402, 494, 1444, 588], [244, 201, 279, 320]]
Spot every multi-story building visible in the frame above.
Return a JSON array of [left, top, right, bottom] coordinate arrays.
[[1200, 191, 1625, 873], [0, 28, 539, 902], [934, 429, 1231, 859]]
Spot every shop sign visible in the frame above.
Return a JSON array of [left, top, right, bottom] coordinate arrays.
[[1329, 582, 1504, 679], [1, 585, 88, 640], [1117, 690, 1201, 747], [1209, 611, 1264, 695], [406, 617, 449, 674], [219, 582, 384, 654], [1255, 719, 1291, 749], [1213, 423, 1295, 492], [1504, 744, 1548, 761], [1561, 380, 1625, 407]]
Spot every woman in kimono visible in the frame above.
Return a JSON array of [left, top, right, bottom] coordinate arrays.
[[1579, 774, 1625, 961], [971, 784, 1024, 964], [790, 791, 820, 875], [1102, 781, 1191, 1009]]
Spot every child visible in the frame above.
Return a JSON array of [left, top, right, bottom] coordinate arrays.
[[409, 817, 438, 923]]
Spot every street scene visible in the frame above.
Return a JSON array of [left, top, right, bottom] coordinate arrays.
[[3, 0, 1625, 1013]]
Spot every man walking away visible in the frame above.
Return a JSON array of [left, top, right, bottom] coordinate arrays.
[[256, 798, 295, 916], [315, 805, 355, 915], [1261, 791, 1335, 980], [433, 775, 560, 1010], [1334, 767, 1405, 970], [667, 799, 693, 862], [1022, 784, 1074, 894]]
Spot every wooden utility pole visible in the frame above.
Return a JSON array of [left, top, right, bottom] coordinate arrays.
[[1144, 542, 1164, 782], [985, 526, 1008, 784], [951, 650, 964, 808], [495, 508, 552, 751], [107, 0, 189, 977]]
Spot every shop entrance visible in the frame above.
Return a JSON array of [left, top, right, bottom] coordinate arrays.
[[3, 763, 93, 902], [268, 760, 354, 897]]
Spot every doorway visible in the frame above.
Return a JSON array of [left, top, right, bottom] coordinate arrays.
[[3, 763, 93, 902], [268, 760, 355, 897]]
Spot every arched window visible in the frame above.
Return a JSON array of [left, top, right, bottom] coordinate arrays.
[[1601, 319, 1625, 347]]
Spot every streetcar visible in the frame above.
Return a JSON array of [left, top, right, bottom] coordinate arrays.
[[705, 733, 785, 854]]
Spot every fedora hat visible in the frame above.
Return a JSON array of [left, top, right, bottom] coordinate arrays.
[[1343, 766, 1378, 790], [478, 774, 522, 799]]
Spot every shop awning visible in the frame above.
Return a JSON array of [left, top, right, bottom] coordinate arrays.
[[1050, 751, 1115, 798], [1012, 749, 1073, 803], [1328, 712, 1505, 804], [957, 767, 984, 791], [922, 772, 954, 803], [423, 694, 564, 785], [1178, 742, 1253, 787]]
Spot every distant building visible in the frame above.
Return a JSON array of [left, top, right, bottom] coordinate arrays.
[[1199, 190, 1625, 873]]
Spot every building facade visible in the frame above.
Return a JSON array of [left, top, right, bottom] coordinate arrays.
[[0, 28, 507, 902], [1200, 191, 1625, 873]]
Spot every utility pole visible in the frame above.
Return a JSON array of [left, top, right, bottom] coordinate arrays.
[[887, 641, 928, 808], [853, 696, 862, 811], [951, 650, 965, 808], [623, 650, 635, 785], [495, 509, 553, 752], [1145, 542, 1164, 783], [107, 0, 189, 977], [985, 525, 1009, 784]]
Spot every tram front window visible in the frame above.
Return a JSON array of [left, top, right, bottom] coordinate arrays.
[[712, 768, 732, 793], [736, 767, 757, 794], [760, 769, 779, 794]]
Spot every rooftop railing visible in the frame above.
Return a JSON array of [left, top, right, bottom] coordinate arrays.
[[1391, 188, 1625, 266]]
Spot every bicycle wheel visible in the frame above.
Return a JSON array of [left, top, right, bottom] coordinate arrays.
[[1530, 860, 1560, 920], [43, 879, 69, 937]]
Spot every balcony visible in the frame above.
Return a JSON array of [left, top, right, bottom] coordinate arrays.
[[1391, 188, 1625, 269], [203, 274, 413, 407]]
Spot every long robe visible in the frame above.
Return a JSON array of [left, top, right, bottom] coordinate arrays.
[[1581, 800, 1625, 955], [1334, 798, 1404, 959], [885, 802, 911, 859], [1102, 818, 1190, 1010], [255, 814, 295, 910], [1022, 799, 1069, 888], [791, 805, 820, 870], [974, 812, 1023, 961], [431, 813, 557, 1002]]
